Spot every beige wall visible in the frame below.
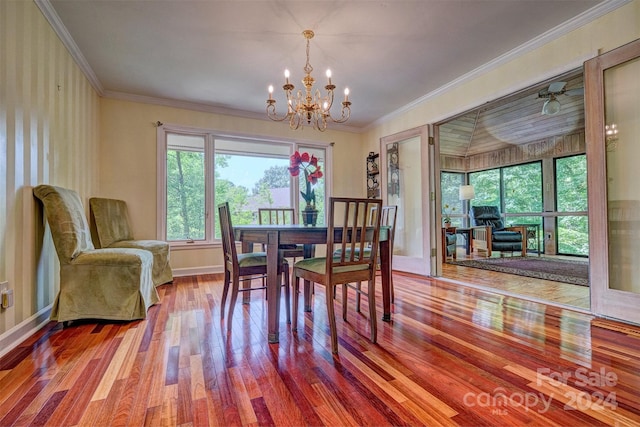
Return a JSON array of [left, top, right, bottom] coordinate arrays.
[[0, 1, 101, 350], [98, 98, 363, 273]]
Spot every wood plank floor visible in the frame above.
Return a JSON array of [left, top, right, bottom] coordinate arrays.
[[442, 250, 591, 310], [1, 273, 639, 426]]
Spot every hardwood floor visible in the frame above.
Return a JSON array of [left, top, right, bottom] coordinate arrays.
[[1, 273, 639, 426], [442, 249, 591, 310]]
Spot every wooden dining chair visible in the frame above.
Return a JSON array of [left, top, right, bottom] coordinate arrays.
[[258, 208, 306, 259], [218, 202, 291, 331], [333, 204, 398, 309], [292, 197, 383, 354]]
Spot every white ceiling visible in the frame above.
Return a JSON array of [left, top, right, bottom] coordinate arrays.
[[44, 0, 609, 131]]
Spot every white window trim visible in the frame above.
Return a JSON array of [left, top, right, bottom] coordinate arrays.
[[156, 123, 333, 249]]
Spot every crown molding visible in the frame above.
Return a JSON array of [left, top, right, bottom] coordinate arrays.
[[34, 0, 104, 95], [103, 90, 361, 133], [365, 0, 631, 131]]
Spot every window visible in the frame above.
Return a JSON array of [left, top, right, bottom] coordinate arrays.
[[468, 163, 543, 245], [440, 172, 464, 227], [213, 139, 292, 238], [503, 163, 542, 214], [469, 162, 542, 215], [158, 125, 329, 246], [166, 133, 206, 241], [555, 154, 588, 256], [469, 169, 501, 207]]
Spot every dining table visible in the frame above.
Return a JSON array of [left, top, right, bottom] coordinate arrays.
[[233, 224, 392, 343]]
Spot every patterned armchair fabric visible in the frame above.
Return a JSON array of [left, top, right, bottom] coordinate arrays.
[[33, 185, 159, 323], [89, 197, 173, 285], [470, 206, 526, 256]]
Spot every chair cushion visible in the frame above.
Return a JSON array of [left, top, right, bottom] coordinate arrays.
[[470, 206, 505, 230], [485, 219, 505, 231], [236, 252, 289, 268], [491, 241, 522, 251], [237, 252, 268, 267], [294, 257, 370, 274], [89, 198, 135, 248], [33, 185, 95, 262], [445, 233, 457, 245], [492, 231, 523, 242], [110, 239, 168, 255]]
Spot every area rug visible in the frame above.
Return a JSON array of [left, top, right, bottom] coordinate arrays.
[[449, 257, 589, 286]]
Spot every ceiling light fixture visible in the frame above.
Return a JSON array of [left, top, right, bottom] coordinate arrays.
[[266, 30, 351, 131], [541, 94, 561, 115]]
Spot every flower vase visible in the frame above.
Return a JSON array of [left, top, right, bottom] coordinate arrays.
[[302, 206, 318, 226], [443, 219, 451, 228]]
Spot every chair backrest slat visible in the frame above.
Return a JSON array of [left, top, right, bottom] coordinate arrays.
[[327, 197, 383, 272], [258, 208, 296, 225], [380, 205, 397, 245], [218, 202, 238, 269]]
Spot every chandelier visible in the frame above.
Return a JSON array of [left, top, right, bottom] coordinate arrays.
[[266, 30, 351, 131]]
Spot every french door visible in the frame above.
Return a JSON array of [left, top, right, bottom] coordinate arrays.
[[586, 38, 640, 324], [380, 126, 433, 276]]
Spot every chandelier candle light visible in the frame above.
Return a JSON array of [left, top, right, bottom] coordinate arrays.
[[267, 30, 351, 131]]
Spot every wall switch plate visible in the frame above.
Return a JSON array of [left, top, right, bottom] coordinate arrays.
[[1, 289, 13, 309], [0, 281, 12, 309]]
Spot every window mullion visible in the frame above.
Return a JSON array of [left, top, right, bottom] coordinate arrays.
[[206, 134, 216, 242]]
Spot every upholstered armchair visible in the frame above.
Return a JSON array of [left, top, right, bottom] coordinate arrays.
[[33, 185, 159, 323], [470, 206, 526, 257], [89, 197, 172, 285]]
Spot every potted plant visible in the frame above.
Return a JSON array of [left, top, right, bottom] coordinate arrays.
[[443, 204, 456, 227], [288, 151, 323, 226]]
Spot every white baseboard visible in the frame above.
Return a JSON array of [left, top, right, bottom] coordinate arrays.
[[171, 265, 224, 278], [0, 305, 53, 359]]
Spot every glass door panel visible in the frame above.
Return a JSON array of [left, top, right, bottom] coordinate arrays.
[[381, 127, 431, 276], [604, 57, 640, 293], [586, 39, 640, 323]]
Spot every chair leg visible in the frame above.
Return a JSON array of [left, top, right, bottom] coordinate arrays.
[[390, 280, 395, 304], [304, 280, 313, 312], [367, 279, 377, 344], [355, 281, 362, 313], [325, 283, 339, 354], [342, 283, 348, 321], [242, 275, 251, 304], [292, 275, 300, 331], [283, 266, 291, 324], [221, 270, 231, 319], [227, 273, 240, 332]]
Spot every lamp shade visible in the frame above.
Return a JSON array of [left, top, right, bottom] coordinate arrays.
[[542, 98, 561, 115], [459, 185, 475, 201]]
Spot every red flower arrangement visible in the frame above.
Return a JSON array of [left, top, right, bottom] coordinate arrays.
[[288, 151, 323, 208]]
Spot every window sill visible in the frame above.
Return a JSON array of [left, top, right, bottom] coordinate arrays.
[[169, 241, 220, 251]]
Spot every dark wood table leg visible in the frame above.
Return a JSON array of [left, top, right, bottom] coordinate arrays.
[[266, 231, 281, 343], [379, 239, 391, 322]]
